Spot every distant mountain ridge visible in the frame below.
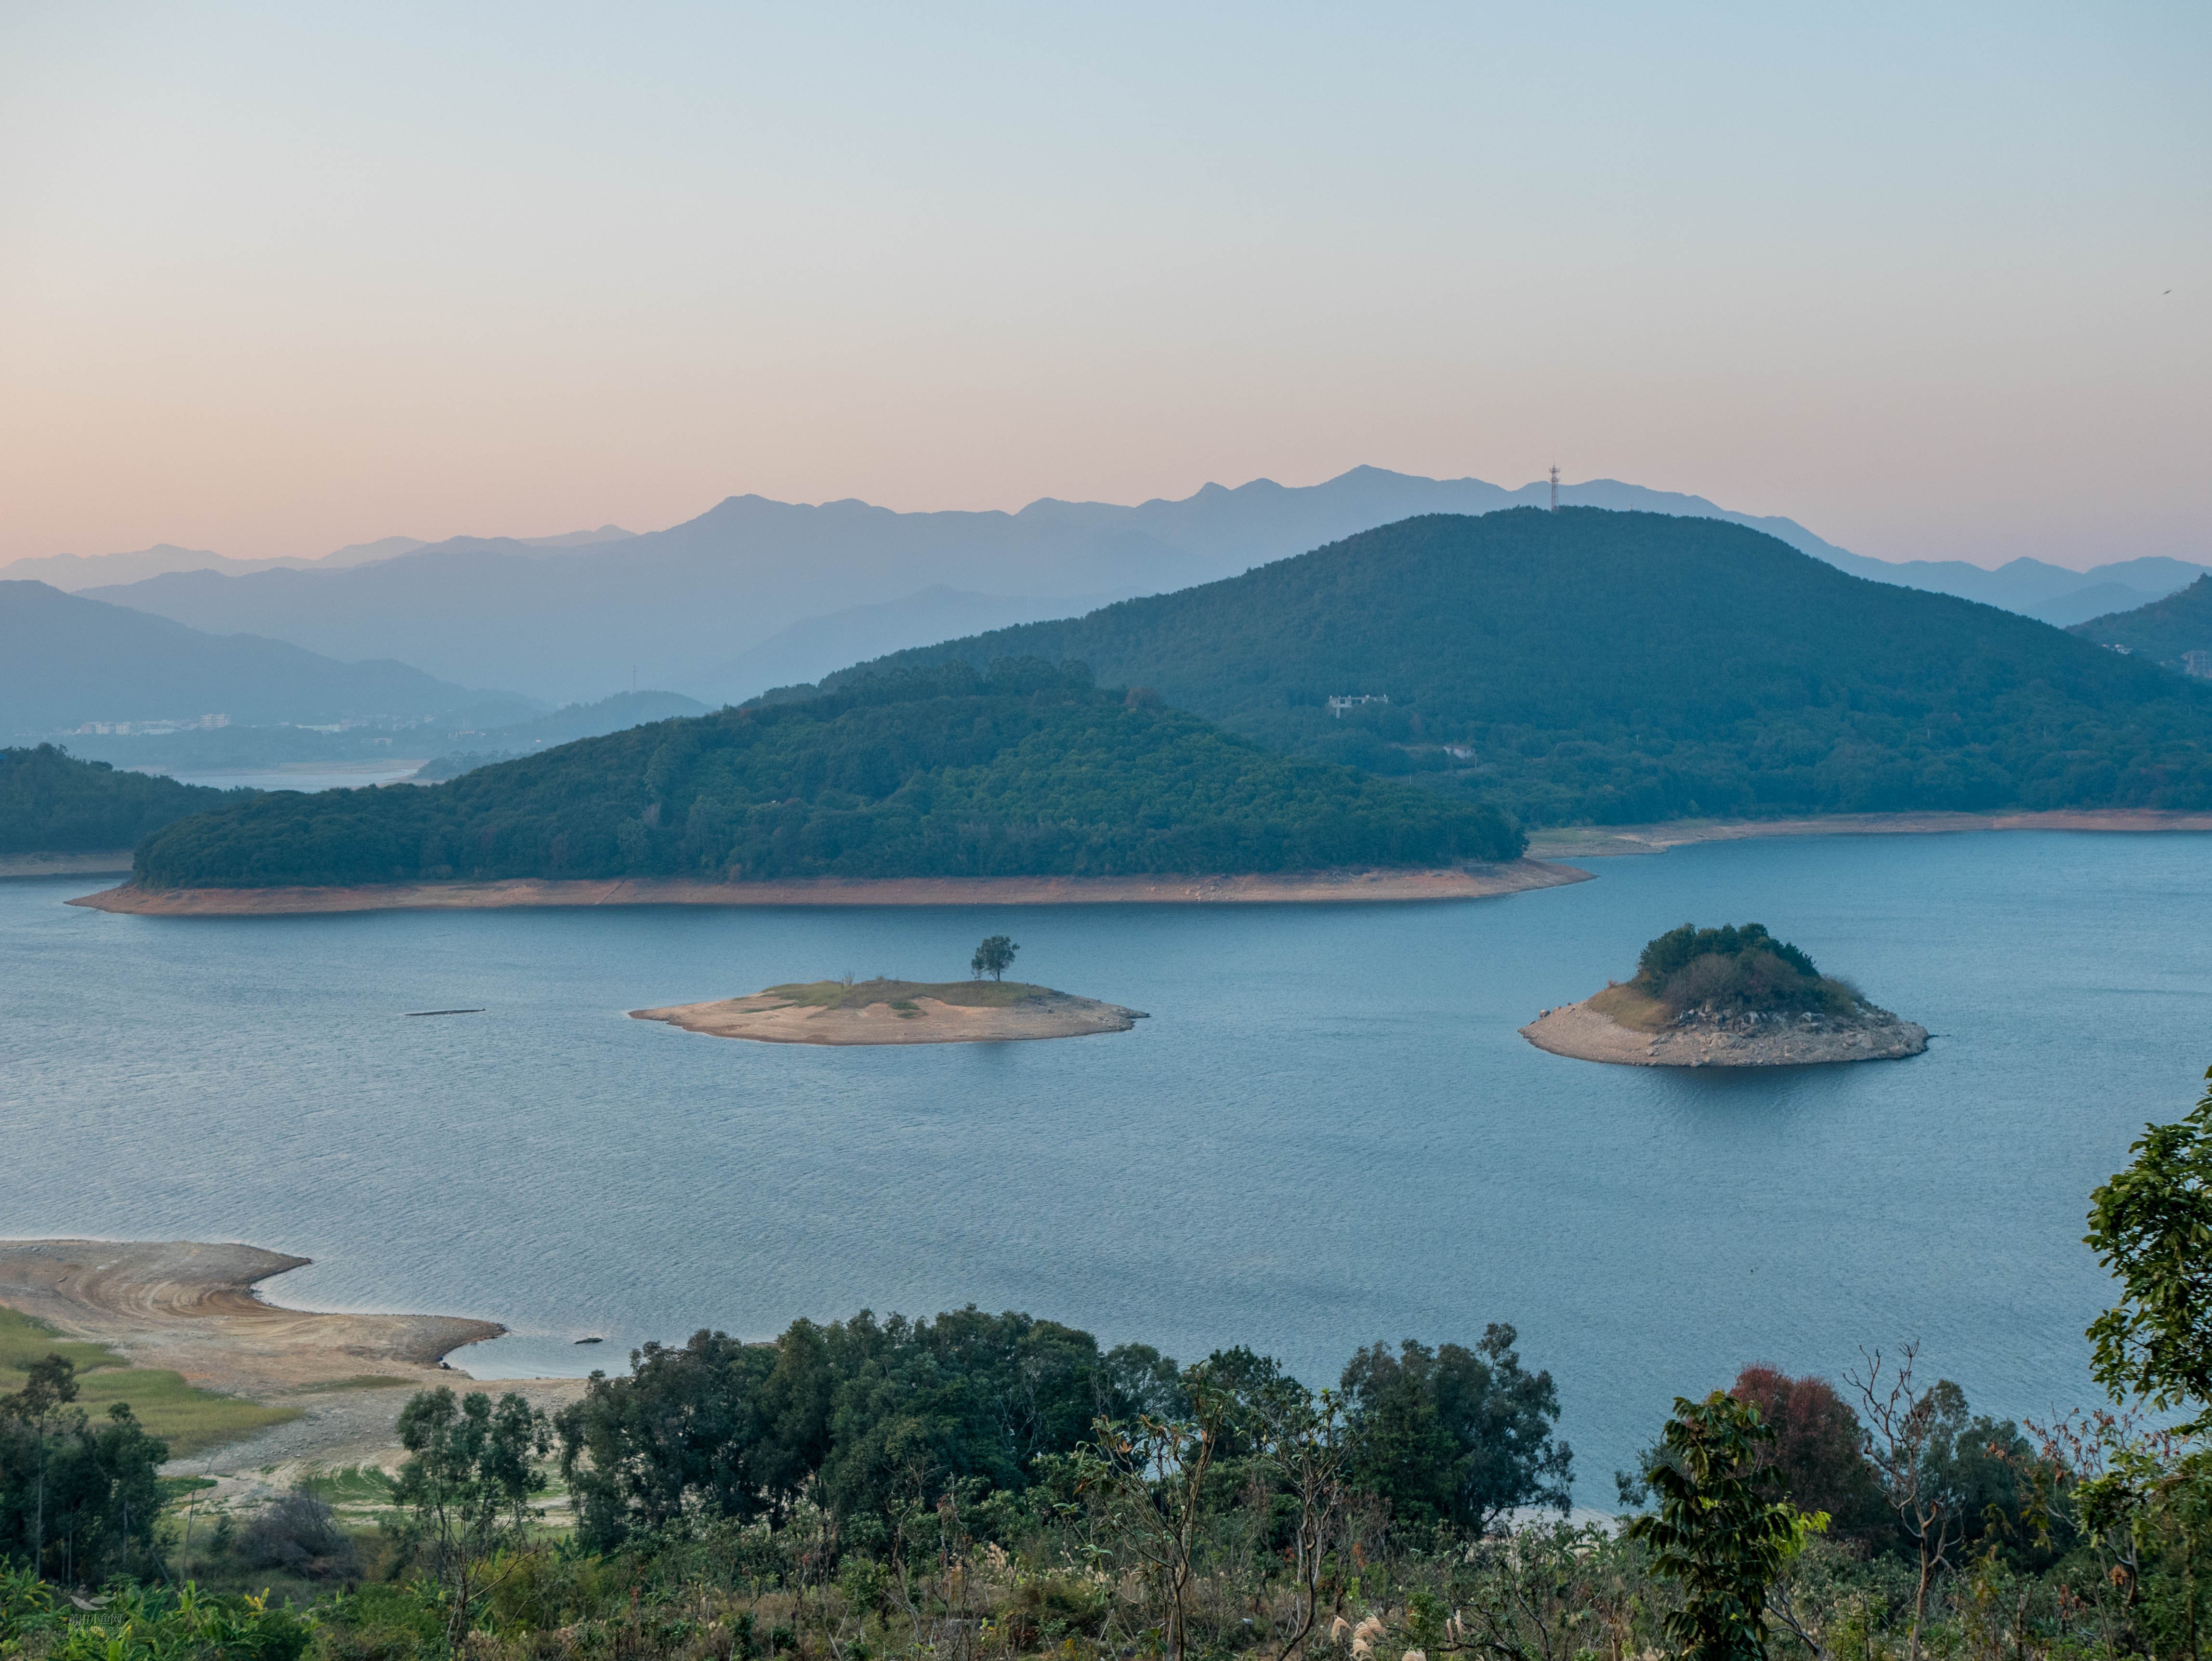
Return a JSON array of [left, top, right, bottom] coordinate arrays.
[[62, 470, 1881, 704], [822, 510, 2212, 825], [0, 524, 633, 592], [0, 580, 518, 737], [49, 471, 2207, 702]]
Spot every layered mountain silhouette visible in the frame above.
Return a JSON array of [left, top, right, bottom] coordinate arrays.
[[821, 510, 2212, 825], [61, 471, 1885, 704], [0, 580, 520, 737]]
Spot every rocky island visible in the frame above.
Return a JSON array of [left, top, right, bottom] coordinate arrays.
[[1522, 922, 1926, 1068], [634, 974, 1145, 1047]]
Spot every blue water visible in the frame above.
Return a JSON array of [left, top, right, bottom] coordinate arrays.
[[5, 831, 2209, 1491]]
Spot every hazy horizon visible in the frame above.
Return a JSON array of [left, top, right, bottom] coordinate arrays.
[[3, 4, 2205, 571]]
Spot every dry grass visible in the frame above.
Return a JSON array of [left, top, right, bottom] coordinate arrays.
[[1587, 983, 1672, 1032], [760, 977, 1059, 1011], [0, 1305, 300, 1458]]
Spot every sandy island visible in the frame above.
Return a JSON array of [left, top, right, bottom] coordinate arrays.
[[68, 860, 1588, 916], [635, 978, 1145, 1045], [1521, 998, 1928, 1067], [0, 1240, 583, 1499]]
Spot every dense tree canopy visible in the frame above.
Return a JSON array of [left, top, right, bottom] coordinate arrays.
[[830, 510, 2212, 825], [131, 659, 1525, 888], [1631, 923, 1864, 1019], [0, 744, 245, 854]]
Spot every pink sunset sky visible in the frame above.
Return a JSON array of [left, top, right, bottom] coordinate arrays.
[[1, 2, 2205, 570]]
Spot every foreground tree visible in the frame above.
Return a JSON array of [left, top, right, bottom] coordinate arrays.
[[2087, 1066, 2212, 1431], [972, 935, 1019, 981], [393, 1387, 548, 1650], [1340, 1325, 1572, 1534], [1075, 1361, 1233, 1661], [1627, 1390, 1813, 1661]]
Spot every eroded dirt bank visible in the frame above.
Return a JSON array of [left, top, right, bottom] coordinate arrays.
[[69, 860, 1592, 915], [1520, 1001, 1929, 1067]]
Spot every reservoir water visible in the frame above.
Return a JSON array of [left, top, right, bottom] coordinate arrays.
[[5, 830, 2209, 1491]]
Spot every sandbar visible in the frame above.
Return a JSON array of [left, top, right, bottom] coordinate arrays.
[[68, 859, 1591, 916], [1521, 999, 1927, 1067], [635, 984, 1145, 1045]]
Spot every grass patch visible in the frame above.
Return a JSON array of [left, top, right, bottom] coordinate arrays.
[[158, 1475, 219, 1504], [761, 977, 1060, 1011], [287, 1373, 413, 1394], [0, 1305, 301, 1459], [1587, 983, 1671, 1032], [299, 1464, 398, 1506]]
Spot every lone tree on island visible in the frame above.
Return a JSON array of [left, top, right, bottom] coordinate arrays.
[[971, 935, 1018, 982]]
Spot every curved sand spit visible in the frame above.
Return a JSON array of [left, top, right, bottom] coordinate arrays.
[[0, 1239, 502, 1397], [67, 860, 1590, 916], [0, 1240, 586, 1484], [635, 990, 1144, 1045], [1521, 1000, 1928, 1068]]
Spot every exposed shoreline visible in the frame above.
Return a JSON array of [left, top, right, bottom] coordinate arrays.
[[2, 850, 134, 878], [66, 859, 1591, 916], [1521, 999, 1929, 1067], [635, 987, 1145, 1045], [1523, 807, 2212, 858], [0, 1239, 583, 1487]]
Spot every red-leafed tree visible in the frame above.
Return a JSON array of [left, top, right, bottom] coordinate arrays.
[[1730, 1364, 1884, 1539]]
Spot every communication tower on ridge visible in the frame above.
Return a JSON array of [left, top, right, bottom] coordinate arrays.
[[1549, 465, 1560, 511]]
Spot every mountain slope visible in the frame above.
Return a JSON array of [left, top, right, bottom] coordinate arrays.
[[2, 745, 248, 853], [130, 659, 1524, 888], [2070, 577, 2212, 669], [825, 510, 2212, 826], [0, 580, 506, 736]]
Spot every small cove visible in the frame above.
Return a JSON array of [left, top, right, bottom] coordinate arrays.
[[4, 828, 2208, 1490]]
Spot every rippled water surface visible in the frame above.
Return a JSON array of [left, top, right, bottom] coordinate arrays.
[[6, 830, 2209, 1488]]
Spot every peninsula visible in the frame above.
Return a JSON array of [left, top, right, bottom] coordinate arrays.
[[1522, 922, 1926, 1068], [634, 976, 1144, 1045]]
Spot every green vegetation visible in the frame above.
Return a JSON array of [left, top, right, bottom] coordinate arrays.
[[972, 933, 1018, 981], [0, 1307, 296, 1458], [830, 509, 2212, 825], [2072, 575, 2212, 670], [130, 659, 1524, 889], [1597, 921, 1874, 1027], [0, 744, 247, 855], [759, 977, 1060, 1010]]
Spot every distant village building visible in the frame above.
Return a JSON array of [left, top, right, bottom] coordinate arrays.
[[1326, 694, 1390, 718], [2184, 651, 2212, 678]]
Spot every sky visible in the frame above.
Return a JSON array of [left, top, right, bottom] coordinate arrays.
[[1, 1, 2206, 570]]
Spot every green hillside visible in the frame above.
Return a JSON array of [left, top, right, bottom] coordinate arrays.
[[1, 744, 249, 854], [822, 510, 2212, 824], [2070, 576, 2212, 670], [131, 659, 1523, 888]]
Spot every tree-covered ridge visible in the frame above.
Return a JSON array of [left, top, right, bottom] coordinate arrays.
[[0, 744, 248, 854], [823, 510, 2212, 825], [2071, 574, 2212, 670], [131, 659, 1524, 888]]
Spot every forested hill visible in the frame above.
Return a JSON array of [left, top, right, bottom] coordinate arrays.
[[132, 659, 1523, 889], [822, 510, 2212, 825], [2, 745, 249, 854], [2070, 576, 2212, 670]]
